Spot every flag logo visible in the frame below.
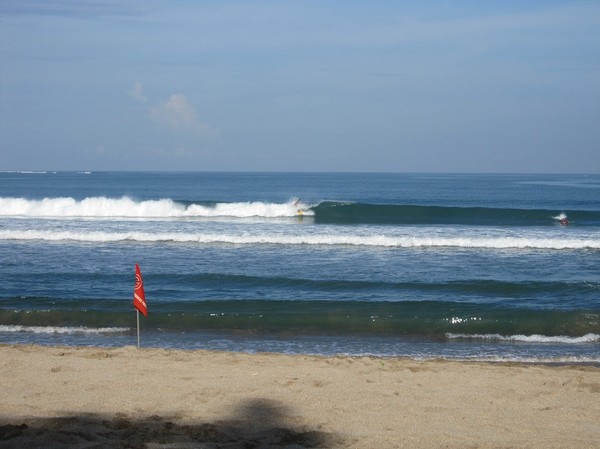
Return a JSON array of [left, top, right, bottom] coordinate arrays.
[[135, 272, 143, 290], [133, 263, 148, 317]]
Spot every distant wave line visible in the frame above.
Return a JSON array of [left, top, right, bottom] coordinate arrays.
[[1, 229, 598, 249]]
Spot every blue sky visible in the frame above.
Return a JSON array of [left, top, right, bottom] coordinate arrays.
[[1, 1, 599, 172]]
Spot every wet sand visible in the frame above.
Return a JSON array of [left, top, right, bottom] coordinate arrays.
[[1, 344, 599, 448]]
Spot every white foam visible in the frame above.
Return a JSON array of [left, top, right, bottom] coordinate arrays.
[[0, 197, 313, 219], [0, 325, 130, 335], [0, 229, 598, 249], [446, 333, 600, 344]]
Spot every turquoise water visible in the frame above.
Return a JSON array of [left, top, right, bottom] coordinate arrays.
[[0, 171, 599, 362]]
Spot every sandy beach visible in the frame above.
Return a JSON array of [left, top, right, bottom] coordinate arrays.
[[0, 345, 598, 448]]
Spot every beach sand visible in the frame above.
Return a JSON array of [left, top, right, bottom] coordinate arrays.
[[0, 345, 598, 448]]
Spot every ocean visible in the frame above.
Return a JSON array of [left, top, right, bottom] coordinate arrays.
[[0, 171, 599, 363]]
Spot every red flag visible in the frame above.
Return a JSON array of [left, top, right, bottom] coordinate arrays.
[[133, 263, 148, 317]]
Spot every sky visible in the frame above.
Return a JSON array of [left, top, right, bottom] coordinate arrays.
[[1, 0, 599, 173]]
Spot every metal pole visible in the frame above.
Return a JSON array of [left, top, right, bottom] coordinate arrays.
[[137, 309, 140, 348]]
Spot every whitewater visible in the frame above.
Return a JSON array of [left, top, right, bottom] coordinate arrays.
[[0, 196, 313, 219], [2, 228, 600, 250]]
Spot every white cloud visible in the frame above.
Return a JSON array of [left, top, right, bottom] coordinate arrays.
[[128, 81, 147, 103], [150, 93, 218, 137], [151, 94, 196, 129]]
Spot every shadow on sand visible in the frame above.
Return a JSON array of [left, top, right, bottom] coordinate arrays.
[[0, 398, 340, 448]]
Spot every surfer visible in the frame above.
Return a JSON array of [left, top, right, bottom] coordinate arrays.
[[556, 212, 569, 225], [293, 198, 304, 216]]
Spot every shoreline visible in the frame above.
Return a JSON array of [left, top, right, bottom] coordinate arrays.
[[1, 344, 599, 448], [2, 335, 599, 367], [2, 326, 599, 364]]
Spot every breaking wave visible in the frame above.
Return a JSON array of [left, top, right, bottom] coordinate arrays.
[[3, 196, 600, 226], [446, 333, 600, 344], [0, 197, 312, 219], [0, 325, 129, 335]]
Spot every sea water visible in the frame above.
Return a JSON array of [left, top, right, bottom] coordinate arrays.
[[0, 171, 598, 363]]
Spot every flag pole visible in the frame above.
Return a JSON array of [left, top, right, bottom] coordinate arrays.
[[136, 309, 141, 348]]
